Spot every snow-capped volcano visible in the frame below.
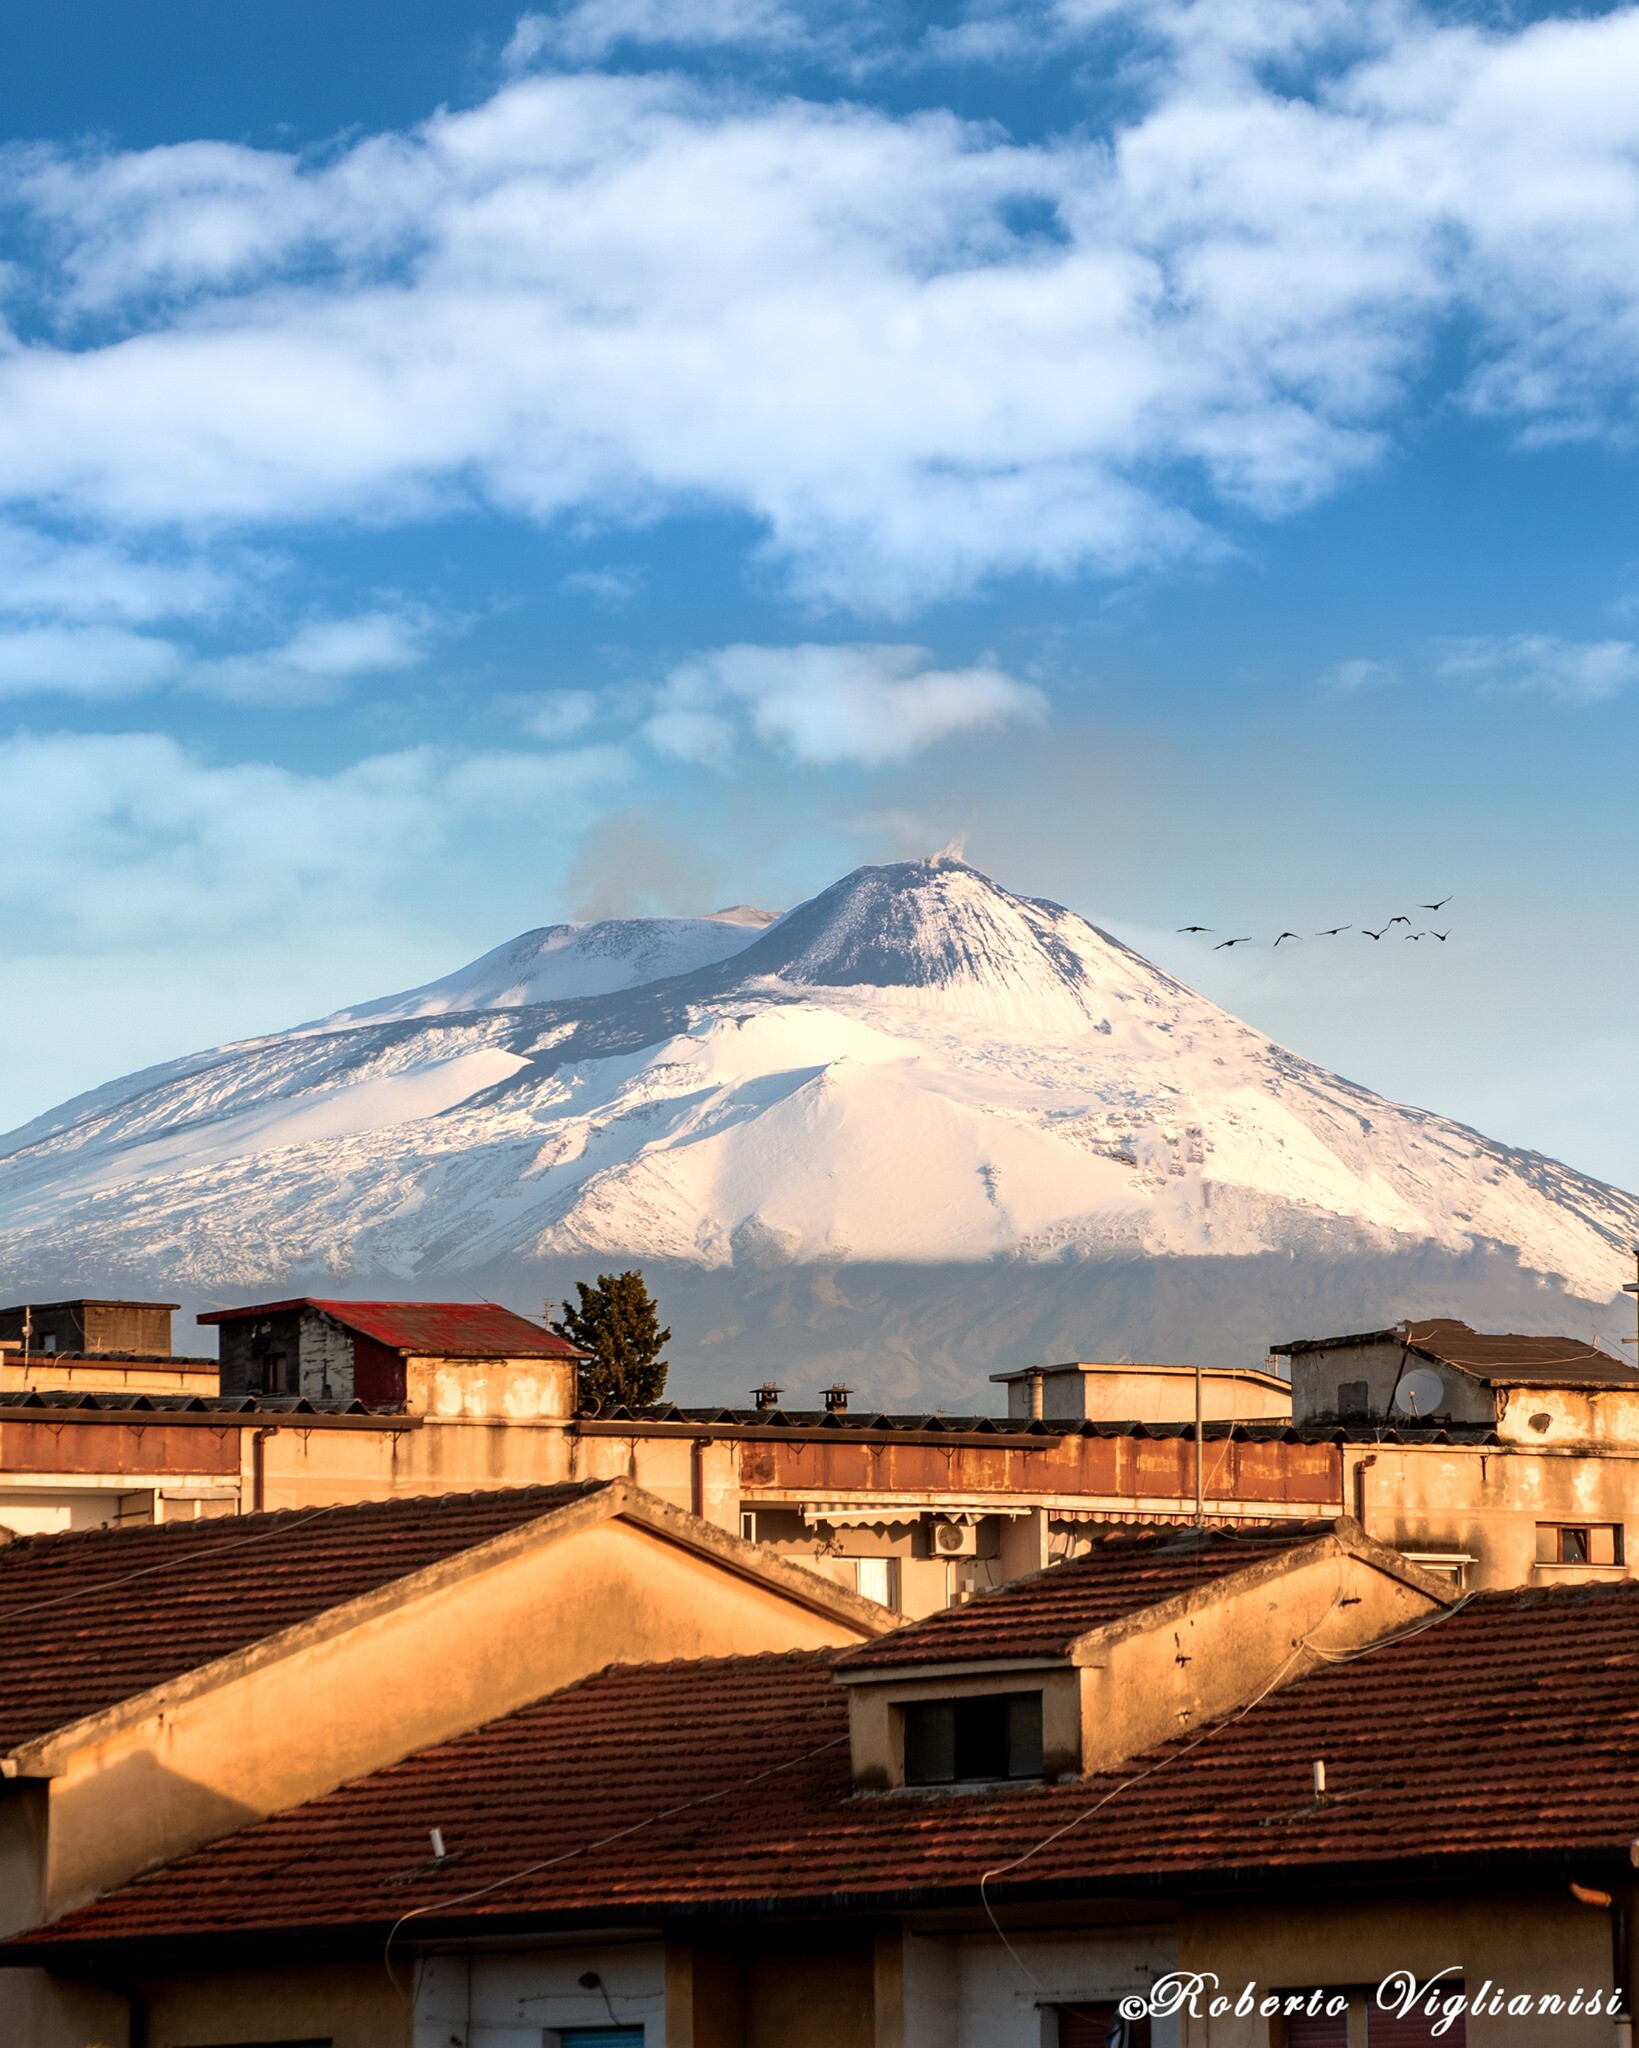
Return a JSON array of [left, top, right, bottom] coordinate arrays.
[[0, 857, 1633, 1399]]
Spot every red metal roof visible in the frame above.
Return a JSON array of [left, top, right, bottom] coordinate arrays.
[[839, 1522, 1327, 1668], [197, 1299, 584, 1360], [0, 1482, 605, 1754], [25, 1576, 1639, 1950]]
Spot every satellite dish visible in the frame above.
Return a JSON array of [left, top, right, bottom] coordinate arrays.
[[1393, 1366, 1446, 1418]]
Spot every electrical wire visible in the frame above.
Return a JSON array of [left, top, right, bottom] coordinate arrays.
[[976, 1587, 1349, 1990], [381, 1729, 852, 2001], [0, 1501, 346, 1626], [977, 1567, 1471, 1990]]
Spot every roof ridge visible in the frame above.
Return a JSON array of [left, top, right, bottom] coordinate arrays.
[[0, 1477, 607, 1560]]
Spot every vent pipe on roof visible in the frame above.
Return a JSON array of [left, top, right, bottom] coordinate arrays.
[[824, 1384, 851, 1414], [753, 1382, 783, 1411], [1028, 1371, 1044, 1421]]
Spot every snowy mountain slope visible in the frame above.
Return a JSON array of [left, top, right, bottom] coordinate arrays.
[[0, 857, 1632, 1386], [321, 905, 776, 1024]]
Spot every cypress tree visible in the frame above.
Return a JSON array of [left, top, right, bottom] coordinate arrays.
[[555, 1269, 671, 1410]]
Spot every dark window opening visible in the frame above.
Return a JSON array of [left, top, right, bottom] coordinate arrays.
[[903, 1691, 1043, 1784], [1336, 1379, 1369, 1420], [1057, 2005, 1151, 2047], [1368, 1986, 1467, 2043], [251, 1350, 297, 1396], [1284, 2006, 1350, 2046]]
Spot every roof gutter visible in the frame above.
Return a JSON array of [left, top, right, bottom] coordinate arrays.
[[11, 1844, 1637, 1969]]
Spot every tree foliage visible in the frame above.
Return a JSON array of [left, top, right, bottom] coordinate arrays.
[[555, 1269, 671, 1410]]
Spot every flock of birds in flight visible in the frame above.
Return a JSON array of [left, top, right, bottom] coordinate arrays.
[[1178, 896, 1454, 950]]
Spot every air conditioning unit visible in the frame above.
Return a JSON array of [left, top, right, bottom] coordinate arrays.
[[931, 1518, 978, 1557]]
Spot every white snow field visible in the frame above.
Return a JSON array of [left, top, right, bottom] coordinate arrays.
[[0, 858, 1632, 1399]]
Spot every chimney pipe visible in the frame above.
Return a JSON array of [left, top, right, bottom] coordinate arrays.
[[1028, 1371, 1044, 1421], [824, 1384, 852, 1414], [753, 1382, 783, 1412]]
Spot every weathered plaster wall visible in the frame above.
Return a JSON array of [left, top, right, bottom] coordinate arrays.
[[668, 1933, 876, 2048], [1075, 1546, 1445, 1774], [298, 1311, 357, 1402], [137, 1957, 406, 2048], [1179, 1891, 1616, 2047], [1351, 1443, 1639, 1589], [416, 1940, 666, 2048], [900, 1923, 1179, 2048], [405, 1353, 577, 1420]]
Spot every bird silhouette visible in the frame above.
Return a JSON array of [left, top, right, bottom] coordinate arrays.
[[1405, 931, 1425, 941], [1387, 915, 1410, 926], [1430, 929, 1451, 942], [1362, 926, 1388, 940], [1316, 926, 1351, 936], [1214, 936, 1252, 949], [1176, 925, 1212, 934], [1420, 896, 1452, 911], [1274, 932, 1302, 945]]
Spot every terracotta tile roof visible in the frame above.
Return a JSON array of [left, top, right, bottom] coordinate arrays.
[[23, 1576, 1639, 1951], [197, 1299, 584, 1360], [1274, 1318, 1637, 1389], [0, 1481, 605, 1754], [838, 1522, 1330, 1668]]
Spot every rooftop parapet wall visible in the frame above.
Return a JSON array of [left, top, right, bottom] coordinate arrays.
[[991, 1360, 1292, 1425]]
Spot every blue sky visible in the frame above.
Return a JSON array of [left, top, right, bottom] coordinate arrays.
[[1, 0, 1637, 1205]]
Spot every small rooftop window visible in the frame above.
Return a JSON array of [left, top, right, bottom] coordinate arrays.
[[1537, 1522, 1623, 1566], [902, 1691, 1043, 1785]]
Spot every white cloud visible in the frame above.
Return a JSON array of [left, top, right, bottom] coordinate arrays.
[[0, 625, 182, 697], [516, 688, 600, 740], [3, 8, 1639, 601], [507, 0, 808, 65], [0, 523, 234, 624], [1321, 655, 1395, 694], [0, 610, 427, 704], [187, 610, 429, 705], [1435, 634, 1639, 703], [0, 728, 632, 950], [646, 642, 1047, 764]]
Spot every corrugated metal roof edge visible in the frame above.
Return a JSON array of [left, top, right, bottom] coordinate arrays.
[[578, 1407, 1491, 1448], [0, 1390, 417, 1427]]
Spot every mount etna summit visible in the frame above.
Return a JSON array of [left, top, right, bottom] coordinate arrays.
[[1, 858, 1632, 1404]]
